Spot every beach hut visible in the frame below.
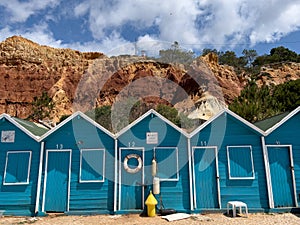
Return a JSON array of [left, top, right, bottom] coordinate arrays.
[[0, 113, 48, 216], [259, 106, 300, 209], [189, 108, 268, 212], [115, 109, 191, 213], [38, 111, 115, 215]]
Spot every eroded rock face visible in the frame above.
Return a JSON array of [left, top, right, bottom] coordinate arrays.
[[73, 54, 242, 118], [0, 36, 102, 121], [1, 36, 299, 123], [257, 62, 300, 86], [200, 53, 248, 104]]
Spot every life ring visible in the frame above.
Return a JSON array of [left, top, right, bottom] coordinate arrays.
[[124, 154, 142, 174]]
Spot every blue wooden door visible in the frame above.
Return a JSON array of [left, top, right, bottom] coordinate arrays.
[[44, 150, 71, 212], [193, 147, 219, 209], [268, 146, 295, 207], [120, 148, 143, 210]]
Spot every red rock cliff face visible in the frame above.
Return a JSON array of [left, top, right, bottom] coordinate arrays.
[[0, 36, 102, 120], [1, 36, 299, 122], [72, 54, 245, 117], [257, 62, 300, 86]]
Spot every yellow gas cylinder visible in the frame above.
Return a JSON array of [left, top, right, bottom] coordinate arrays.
[[145, 191, 158, 217]]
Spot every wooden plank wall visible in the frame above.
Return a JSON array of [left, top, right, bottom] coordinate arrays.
[[265, 112, 300, 205], [40, 117, 115, 214], [117, 114, 191, 211], [0, 120, 40, 216], [191, 113, 269, 210]]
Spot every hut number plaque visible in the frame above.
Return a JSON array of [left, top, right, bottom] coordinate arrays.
[[1, 130, 15, 143], [146, 132, 158, 144]]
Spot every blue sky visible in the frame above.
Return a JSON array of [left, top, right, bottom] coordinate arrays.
[[1, 0, 300, 57]]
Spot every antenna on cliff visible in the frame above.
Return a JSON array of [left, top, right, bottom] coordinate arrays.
[[134, 38, 138, 56], [141, 50, 146, 57]]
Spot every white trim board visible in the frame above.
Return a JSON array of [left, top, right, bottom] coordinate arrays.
[[265, 106, 300, 135], [261, 137, 274, 208], [189, 108, 266, 138], [192, 146, 221, 209], [118, 147, 145, 211], [116, 109, 189, 138], [154, 147, 179, 181], [226, 145, 255, 180], [187, 138, 193, 210], [3, 150, 32, 185], [79, 148, 105, 183], [35, 142, 45, 213], [0, 113, 40, 141], [42, 149, 72, 212], [39, 111, 115, 141], [265, 144, 298, 208]]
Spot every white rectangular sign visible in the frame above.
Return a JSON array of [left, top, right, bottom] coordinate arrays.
[[146, 132, 158, 144]]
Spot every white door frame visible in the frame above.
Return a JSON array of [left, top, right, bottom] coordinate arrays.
[[42, 149, 72, 212], [118, 147, 145, 211], [192, 146, 221, 209], [265, 144, 298, 208]]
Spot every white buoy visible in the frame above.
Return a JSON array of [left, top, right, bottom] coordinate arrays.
[[153, 177, 160, 195], [152, 158, 157, 177]]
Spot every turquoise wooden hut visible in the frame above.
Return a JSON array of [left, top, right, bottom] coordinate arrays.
[[259, 106, 300, 209], [115, 109, 191, 213], [0, 113, 48, 216], [189, 108, 268, 212], [38, 111, 115, 215]]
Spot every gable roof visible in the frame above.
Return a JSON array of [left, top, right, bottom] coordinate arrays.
[[116, 109, 189, 138], [264, 106, 300, 135], [0, 113, 47, 141], [12, 117, 49, 137], [189, 108, 265, 138], [39, 111, 115, 140], [254, 111, 290, 131]]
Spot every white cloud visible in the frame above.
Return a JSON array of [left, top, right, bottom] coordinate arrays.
[[0, 23, 63, 48], [248, 1, 300, 44], [70, 32, 134, 55], [73, 0, 203, 45], [0, 0, 60, 22], [136, 35, 174, 57], [68, 33, 174, 56], [198, 0, 300, 47], [1, 0, 300, 55], [73, 0, 300, 52], [0, 24, 132, 55], [74, 2, 90, 17]]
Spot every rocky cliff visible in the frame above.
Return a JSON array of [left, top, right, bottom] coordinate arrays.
[[54, 52, 247, 122], [0, 36, 102, 120], [257, 62, 300, 86], [0, 36, 299, 123]]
